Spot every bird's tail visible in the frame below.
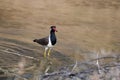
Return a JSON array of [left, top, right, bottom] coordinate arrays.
[[33, 39, 37, 42]]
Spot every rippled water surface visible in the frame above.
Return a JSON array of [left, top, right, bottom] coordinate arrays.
[[0, 0, 120, 79], [0, 27, 73, 80]]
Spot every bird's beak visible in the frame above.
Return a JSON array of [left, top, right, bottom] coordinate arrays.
[[54, 28, 58, 32]]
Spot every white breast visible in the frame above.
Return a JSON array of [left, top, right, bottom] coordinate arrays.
[[47, 35, 53, 47]]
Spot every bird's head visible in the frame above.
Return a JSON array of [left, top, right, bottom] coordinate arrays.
[[50, 26, 57, 32]]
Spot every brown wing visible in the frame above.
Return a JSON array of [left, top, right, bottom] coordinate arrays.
[[36, 37, 49, 46]]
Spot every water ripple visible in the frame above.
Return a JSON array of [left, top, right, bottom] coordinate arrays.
[[0, 37, 42, 66]]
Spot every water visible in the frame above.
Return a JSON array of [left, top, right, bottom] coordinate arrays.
[[0, 27, 73, 79], [0, 0, 120, 79]]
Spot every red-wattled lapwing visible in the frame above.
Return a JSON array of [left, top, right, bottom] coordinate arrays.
[[33, 26, 57, 58]]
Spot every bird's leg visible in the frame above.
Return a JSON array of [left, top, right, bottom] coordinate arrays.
[[44, 47, 48, 58], [44, 50, 46, 58], [47, 48, 52, 57]]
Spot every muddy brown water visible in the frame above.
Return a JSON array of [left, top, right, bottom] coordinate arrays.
[[0, 39, 72, 80], [0, 0, 120, 80], [0, 27, 73, 80]]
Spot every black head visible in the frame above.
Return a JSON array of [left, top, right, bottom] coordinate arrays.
[[50, 26, 57, 32]]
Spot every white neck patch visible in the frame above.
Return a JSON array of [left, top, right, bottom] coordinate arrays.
[[47, 35, 53, 47]]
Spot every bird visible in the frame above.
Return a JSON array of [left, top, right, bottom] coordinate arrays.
[[33, 26, 57, 58]]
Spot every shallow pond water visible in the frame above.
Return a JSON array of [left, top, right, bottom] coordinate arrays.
[[0, 0, 120, 80]]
